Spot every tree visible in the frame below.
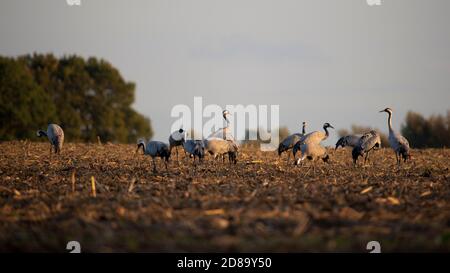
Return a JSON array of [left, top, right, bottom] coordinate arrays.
[[0, 54, 153, 143], [0, 57, 57, 140], [402, 111, 450, 148]]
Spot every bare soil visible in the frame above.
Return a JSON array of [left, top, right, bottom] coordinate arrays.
[[0, 141, 449, 252]]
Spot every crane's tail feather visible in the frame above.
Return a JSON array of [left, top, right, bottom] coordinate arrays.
[[398, 146, 411, 162], [278, 143, 289, 156]]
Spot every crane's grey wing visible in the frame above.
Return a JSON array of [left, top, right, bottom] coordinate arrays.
[[397, 134, 410, 148], [55, 125, 64, 145], [146, 141, 157, 155], [364, 134, 381, 151], [348, 135, 361, 147], [48, 124, 64, 147], [280, 134, 301, 150], [183, 140, 196, 154]]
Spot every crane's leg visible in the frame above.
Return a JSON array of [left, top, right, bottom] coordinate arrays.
[[214, 154, 219, 168], [152, 158, 157, 173], [287, 152, 291, 165], [176, 146, 179, 162], [296, 155, 306, 166], [164, 158, 168, 171], [49, 144, 53, 156], [364, 151, 370, 164]]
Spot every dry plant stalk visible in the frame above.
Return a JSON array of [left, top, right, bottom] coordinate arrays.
[[128, 177, 136, 193], [71, 171, 76, 193], [91, 176, 96, 197]]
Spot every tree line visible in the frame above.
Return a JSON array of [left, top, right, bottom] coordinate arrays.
[[0, 54, 153, 143]]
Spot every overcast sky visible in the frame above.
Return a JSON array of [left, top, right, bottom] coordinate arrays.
[[1, 0, 449, 144]]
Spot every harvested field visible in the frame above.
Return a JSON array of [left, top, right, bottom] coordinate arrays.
[[0, 141, 449, 252]]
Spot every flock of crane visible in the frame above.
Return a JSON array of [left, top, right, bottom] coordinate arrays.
[[36, 107, 411, 172]]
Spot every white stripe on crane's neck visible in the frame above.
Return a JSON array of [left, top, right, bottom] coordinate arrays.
[[224, 115, 230, 128], [171, 131, 185, 141]]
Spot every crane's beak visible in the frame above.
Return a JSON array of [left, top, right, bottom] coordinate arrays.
[[379, 110, 385, 113], [329, 125, 334, 129]]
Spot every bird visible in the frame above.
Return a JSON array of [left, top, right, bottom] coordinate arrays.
[[136, 139, 171, 172], [36, 124, 64, 154], [294, 142, 330, 174], [380, 107, 411, 165], [278, 122, 307, 163], [227, 143, 239, 164], [182, 139, 205, 164], [208, 110, 235, 141], [335, 134, 361, 149], [351, 130, 382, 165], [169, 128, 186, 161], [204, 138, 238, 164], [293, 122, 334, 159]]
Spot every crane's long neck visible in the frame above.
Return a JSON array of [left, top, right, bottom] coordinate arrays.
[[222, 116, 230, 140], [37, 130, 47, 137], [387, 112, 393, 132], [302, 124, 306, 135], [138, 142, 146, 154], [224, 116, 230, 129], [323, 126, 330, 140]]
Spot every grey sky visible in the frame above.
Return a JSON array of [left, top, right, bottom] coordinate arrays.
[[1, 0, 449, 145]]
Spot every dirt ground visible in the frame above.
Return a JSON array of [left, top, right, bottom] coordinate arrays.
[[0, 141, 449, 252]]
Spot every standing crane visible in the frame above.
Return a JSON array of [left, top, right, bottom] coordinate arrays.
[[208, 110, 235, 141], [278, 122, 307, 163], [182, 139, 205, 164], [36, 124, 64, 154], [206, 110, 239, 159], [293, 122, 334, 159], [379, 108, 411, 165], [136, 139, 171, 172], [351, 130, 382, 165], [169, 128, 186, 161], [294, 143, 330, 164], [335, 134, 361, 149], [204, 138, 238, 164]]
